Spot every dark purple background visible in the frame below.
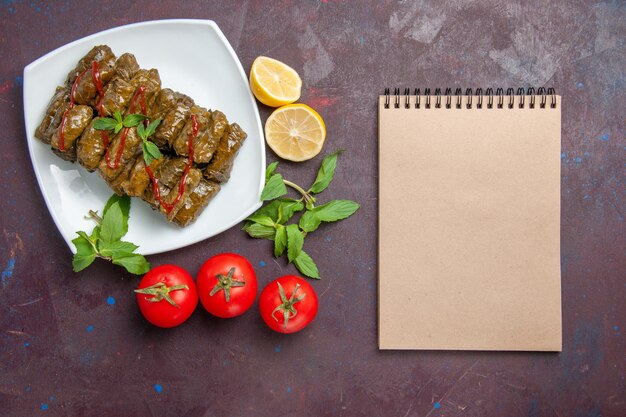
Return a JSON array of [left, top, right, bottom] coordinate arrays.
[[1, 1, 624, 416]]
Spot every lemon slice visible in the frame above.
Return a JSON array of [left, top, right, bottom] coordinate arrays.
[[250, 56, 302, 107], [264, 104, 326, 162]]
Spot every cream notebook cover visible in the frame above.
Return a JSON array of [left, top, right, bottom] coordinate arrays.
[[378, 88, 561, 351]]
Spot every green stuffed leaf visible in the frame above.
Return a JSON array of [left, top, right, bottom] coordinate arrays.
[[261, 174, 288, 201], [274, 225, 287, 258], [286, 224, 304, 263], [111, 253, 150, 275], [309, 150, 342, 194], [293, 250, 320, 279]]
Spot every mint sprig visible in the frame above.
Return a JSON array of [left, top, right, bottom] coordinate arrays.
[[72, 194, 150, 275], [93, 111, 147, 134], [242, 151, 359, 279], [137, 119, 162, 165]]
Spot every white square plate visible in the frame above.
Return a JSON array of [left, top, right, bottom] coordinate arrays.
[[23, 19, 264, 255]]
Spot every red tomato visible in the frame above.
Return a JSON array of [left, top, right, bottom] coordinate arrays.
[[259, 275, 318, 334], [197, 253, 257, 318], [134, 264, 198, 328]]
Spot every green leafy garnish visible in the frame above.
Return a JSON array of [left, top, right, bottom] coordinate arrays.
[[72, 194, 150, 275], [93, 111, 147, 134], [242, 151, 359, 279], [137, 119, 162, 165]]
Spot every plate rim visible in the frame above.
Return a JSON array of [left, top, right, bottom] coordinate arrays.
[[23, 19, 265, 256]]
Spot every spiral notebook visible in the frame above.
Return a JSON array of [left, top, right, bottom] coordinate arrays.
[[378, 88, 561, 351]]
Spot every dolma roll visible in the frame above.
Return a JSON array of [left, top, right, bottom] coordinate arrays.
[[98, 127, 142, 182], [49, 104, 93, 161], [171, 106, 219, 163], [76, 119, 107, 171], [203, 123, 247, 183], [35, 87, 70, 145], [66, 45, 115, 87], [172, 179, 221, 227]]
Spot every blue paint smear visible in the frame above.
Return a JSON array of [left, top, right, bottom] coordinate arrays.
[[41, 404, 48, 410], [14, 75, 22, 86], [614, 326, 619, 331], [25, 386, 31, 393], [324, 236, 332, 242], [274, 344, 281, 352], [577, 82, 584, 89], [560, 152, 566, 160], [600, 133, 609, 141], [1, 258, 16, 288], [584, 152, 590, 157], [24, 342, 29, 347], [287, 386, 292, 393], [575, 157, 583, 164], [259, 261, 266, 267], [154, 384, 163, 393], [86, 325, 93, 332], [434, 402, 441, 409], [107, 296, 116, 305]]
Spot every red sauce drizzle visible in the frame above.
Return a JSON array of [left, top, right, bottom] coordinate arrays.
[[104, 86, 147, 169], [59, 60, 104, 152], [146, 114, 198, 214]]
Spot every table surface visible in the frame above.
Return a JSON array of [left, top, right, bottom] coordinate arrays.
[[1, 1, 624, 416]]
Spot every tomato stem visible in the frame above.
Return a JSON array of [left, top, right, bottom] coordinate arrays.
[[209, 267, 245, 303], [271, 282, 306, 331], [134, 282, 189, 308]]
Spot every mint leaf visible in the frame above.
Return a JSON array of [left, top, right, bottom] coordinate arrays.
[[103, 194, 130, 235], [142, 142, 154, 166], [72, 252, 96, 272], [293, 251, 320, 279], [90, 225, 101, 242], [313, 200, 360, 222], [123, 114, 148, 128], [261, 174, 287, 201], [113, 111, 123, 124], [111, 253, 150, 275], [93, 117, 119, 131], [286, 224, 304, 263], [99, 240, 139, 258], [72, 234, 96, 272], [246, 214, 276, 227], [278, 199, 304, 223], [265, 162, 279, 182], [73, 233, 96, 256], [274, 225, 287, 257], [309, 150, 342, 194], [145, 141, 161, 159], [299, 210, 322, 233], [144, 118, 161, 138], [242, 223, 276, 240], [137, 122, 146, 139], [100, 202, 125, 244]]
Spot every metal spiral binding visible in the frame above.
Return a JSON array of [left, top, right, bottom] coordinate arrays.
[[383, 87, 557, 109]]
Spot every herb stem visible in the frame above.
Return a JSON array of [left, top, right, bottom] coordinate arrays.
[[87, 210, 103, 225]]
